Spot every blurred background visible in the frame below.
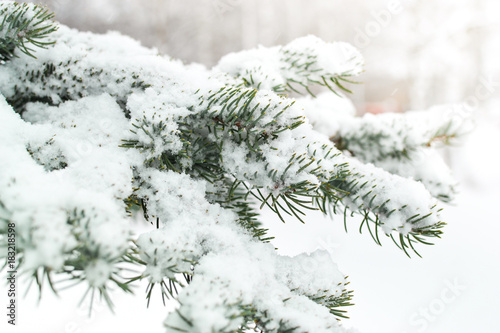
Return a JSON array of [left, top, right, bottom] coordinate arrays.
[[26, 0, 500, 113], [7, 1, 499, 333]]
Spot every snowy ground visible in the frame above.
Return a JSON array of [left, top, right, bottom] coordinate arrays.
[[1, 107, 499, 333]]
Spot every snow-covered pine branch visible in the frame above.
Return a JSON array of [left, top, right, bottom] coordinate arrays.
[[216, 35, 363, 96], [0, 2, 467, 332], [298, 93, 471, 202]]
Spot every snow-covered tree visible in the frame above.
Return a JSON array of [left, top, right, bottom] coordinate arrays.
[[0, 2, 469, 332]]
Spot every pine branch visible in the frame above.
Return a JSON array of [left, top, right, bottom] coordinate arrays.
[[330, 106, 469, 202], [333, 106, 470, 162], [0, 2, 57, 61], [216, 36, 363, 97], [0, 19, 464, 331]]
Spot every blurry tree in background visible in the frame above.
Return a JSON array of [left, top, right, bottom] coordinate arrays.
[[29, 0, 499, 112]]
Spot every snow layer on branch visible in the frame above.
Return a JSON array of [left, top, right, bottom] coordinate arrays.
[[0, 95, 76, 270], [281, 36, 363, 79], [216, 45, 283, 91], [0, 93, 133, 281], [125, 88, 192, 160], [328, 104, 470, 202], [374, 148, 458, 202], [276, 250, 347, 298], [296, 91, 356, 137], [190, 82, 444, 235], [339, 156, 442, 235], [216, 35, 363, 93], [336, 104, 472, 162], [134, 167, 350, 332], [0, 24, 220, 112]]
